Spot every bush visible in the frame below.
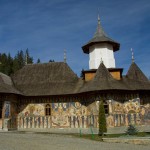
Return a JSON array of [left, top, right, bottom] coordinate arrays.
[[126, 124, 138, 135], [98, 100, 107, 136]]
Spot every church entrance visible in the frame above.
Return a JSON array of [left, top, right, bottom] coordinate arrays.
[[0, 101, 3, 129]]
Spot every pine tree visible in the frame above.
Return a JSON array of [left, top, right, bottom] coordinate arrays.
[[17, 50, 25, 68], [6, 53, 13, 75], [80, 68, 84, 78], [0, 53, 8, 74], [25, 49, 33, 64], [0, 49, 34, 75], [37, 58, 41, 63], [98, 99, 107, 136], [49, 59, 54, 62], [12, 56, 20, 73]]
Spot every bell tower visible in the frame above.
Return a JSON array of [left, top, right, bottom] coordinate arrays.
[[82, 16, 120, 69]]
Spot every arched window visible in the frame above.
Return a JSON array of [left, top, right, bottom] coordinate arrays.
[[104, 101, 109, 114], [45, 104, 51, 116]]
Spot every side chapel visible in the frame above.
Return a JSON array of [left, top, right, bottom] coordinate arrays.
[[0, 16, 150, 131]]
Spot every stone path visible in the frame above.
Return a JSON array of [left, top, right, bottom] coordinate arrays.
[[0, 132, 149, 150]]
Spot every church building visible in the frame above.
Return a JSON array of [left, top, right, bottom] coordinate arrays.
[[0, 16, 150, 132]]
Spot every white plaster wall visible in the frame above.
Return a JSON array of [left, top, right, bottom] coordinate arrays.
[[89, 43, 116, 69]]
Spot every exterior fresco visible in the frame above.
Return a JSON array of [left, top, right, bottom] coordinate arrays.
[[107, 98, 150, 127], [17, 98, 150, 129], [4, 101, 10, 118], [2, 101, 18, 130]]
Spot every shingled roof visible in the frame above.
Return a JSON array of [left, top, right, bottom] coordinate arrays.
[[11, 62, 80, 96], [0, 72, 21, 94], [82, 16, 120, 54], [80, 62, 128, 92], [126, 62, 149, 82], [2, 61, 149, 96], [124, 62, 150, 90]]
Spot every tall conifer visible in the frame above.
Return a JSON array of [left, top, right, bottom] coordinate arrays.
[[98, 99, 107, 136]]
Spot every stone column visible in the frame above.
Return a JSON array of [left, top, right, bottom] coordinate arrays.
[[48, 116, 51, 128], [84, 116, 87, 128], [125, 114, 128, 126], [108, 100, 113, 114], [32, 117, 35, 128], [71, 116, 74, 128]]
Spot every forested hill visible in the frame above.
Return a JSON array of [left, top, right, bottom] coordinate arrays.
[[0, 49, 54, 76]]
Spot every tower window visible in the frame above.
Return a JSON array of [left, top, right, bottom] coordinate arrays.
[[45, 104, 51, 116], [104, 101, 109, 114]]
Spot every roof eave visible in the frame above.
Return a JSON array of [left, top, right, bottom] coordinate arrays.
[[82, 41, 120, 54]]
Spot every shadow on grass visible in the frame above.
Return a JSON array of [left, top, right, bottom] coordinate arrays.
[[72, 132, 150, 142]]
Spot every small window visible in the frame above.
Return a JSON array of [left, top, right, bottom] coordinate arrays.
[[45, 104, 51, 116], [104, 101, 109, 114]]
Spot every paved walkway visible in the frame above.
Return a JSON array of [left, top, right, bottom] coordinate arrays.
[[0, 132, 149, 150]]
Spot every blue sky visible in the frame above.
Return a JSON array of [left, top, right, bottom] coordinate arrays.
[[0, 0, 150, 77]]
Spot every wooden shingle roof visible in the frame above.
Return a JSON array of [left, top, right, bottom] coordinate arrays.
[[82, 17, 120, 54], [80, 63, 128, 93], [0, 72, 21, 94], [124, 62, 150, 90], [11, 62, 79, 96], [1, 61, 149, 96]]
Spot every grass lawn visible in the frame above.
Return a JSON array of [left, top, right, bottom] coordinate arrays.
[[72, 132, 150, 141]]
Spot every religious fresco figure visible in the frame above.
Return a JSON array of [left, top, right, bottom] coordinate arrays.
[[4, 102, 10, 118], [38, 117, 40, 128], [107, 115, 114, 127], [82, 116, 84, 128]]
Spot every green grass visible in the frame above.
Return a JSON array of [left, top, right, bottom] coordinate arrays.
[[73, 134, 103, 141], [15, 131, 150, 142], [72, 132, 150, 141]]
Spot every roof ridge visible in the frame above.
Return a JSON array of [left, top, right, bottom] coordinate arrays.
[[25, 61, 64, 66]]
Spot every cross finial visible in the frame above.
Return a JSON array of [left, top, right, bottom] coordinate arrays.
[[100, 51, 103, 63], [64, 49, 67, 63], [100, 57, 103, 63], [131, 48, 134, 62], [25, 52, 28, 65], [98, 11, 100, 25]]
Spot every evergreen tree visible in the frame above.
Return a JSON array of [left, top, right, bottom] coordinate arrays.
[[49, 59, 54, 62], [0, 53, 8, 74], [37, 58, 41, 63], [25, 49, 33, 64], [80, 68, 84, 78], [98, 99, 107, 136], [6, 53, 13, 75], [12, 56, 20, 73], [0, 49, 52, 75], [17, 50, 25, 68]]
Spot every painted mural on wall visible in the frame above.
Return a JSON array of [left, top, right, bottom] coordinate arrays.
[[18, 98, 150, 129], [4, 101, 10, 118], [3, 101, 18, 129], [140, 104, 150, 125], [107, 98, 150, 127]]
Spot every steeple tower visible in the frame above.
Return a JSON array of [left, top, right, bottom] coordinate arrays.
[[82, 16, 120, 69]]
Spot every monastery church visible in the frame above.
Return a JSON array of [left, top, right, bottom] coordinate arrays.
[[0, 16, 150, 131]]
